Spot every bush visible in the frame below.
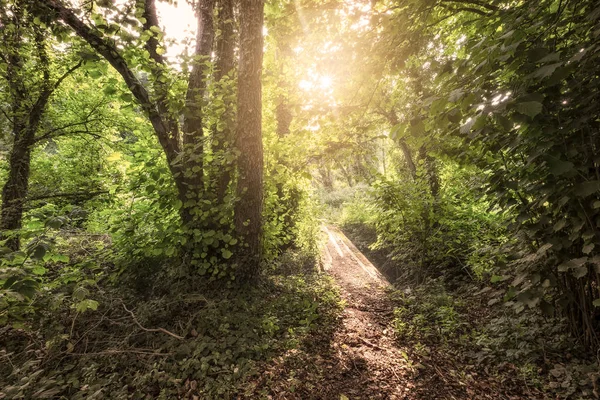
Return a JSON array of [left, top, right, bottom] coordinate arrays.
[[368, 162, 508, 282]]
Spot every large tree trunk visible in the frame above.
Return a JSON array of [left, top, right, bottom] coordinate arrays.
[[0, 9, 53, 251], [182, 0, 215, 213], [234, 0, 265, 279], [0, 128, 33, 251], [213, 0, 236, 203]]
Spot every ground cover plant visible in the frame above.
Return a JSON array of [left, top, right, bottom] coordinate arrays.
[[2, 0, 600, 398]]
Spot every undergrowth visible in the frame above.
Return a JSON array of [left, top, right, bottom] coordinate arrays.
[[389, 277, 600, 398], [0, 248, 342, 399]]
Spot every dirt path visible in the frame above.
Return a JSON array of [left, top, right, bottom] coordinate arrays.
[[319, 227, 537, 400], [318, 225, 412, 399], [252, 226, 531, 399]]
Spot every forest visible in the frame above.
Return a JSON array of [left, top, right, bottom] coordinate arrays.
[[1, 0, 600, 398]]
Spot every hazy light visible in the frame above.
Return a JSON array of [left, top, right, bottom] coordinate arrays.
[[155, 1, 195, 57], [298, 73, 334, 91], [299, 80, 313, 90], [319, 75, 333, 89]]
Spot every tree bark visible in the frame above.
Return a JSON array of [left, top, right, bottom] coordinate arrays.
[[182, 0, 216, 209], [1, 130, 35, 251], [234, 0, 265, 278], [383, 110, 417, 180], [418, 145, 440, 198], [399, 139, 417, 180], [275, 98, 293, 137], [0, 8, 55, 250], [213, 0, 236, 203]]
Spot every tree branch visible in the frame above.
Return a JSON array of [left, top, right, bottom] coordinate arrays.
[[34, 129, 102, 143], [53, 60, 83, 90], [27, 190, 108, 202], [141, 0, 180, 146], [440, 0, 499, 12], [122, 303, 184, 340], [35, 118, 103, 143], [39, 0, 180, 167], [439, 4, 488, 16]]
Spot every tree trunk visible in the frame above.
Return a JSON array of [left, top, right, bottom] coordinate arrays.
[[320, 167, 334, 191], [0, 9, 54, 251], [276, 98, 293, 137], [213, 0, 236, 203], [384, 110, 417, 180], [234, 0, 265, 279], [0, 128, 34, 251], [182, 0, 216, 211], [399, 139, 417, 180], [418, 145, 439, 198]]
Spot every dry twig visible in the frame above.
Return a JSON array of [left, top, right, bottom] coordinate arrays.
[[121, 303, 184, 340]]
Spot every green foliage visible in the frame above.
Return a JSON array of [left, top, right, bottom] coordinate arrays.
[[392, 279, 465, 343], [0, 208, 102, 327], [365, 162, 507, 282], [379, 0, 600, 347], [389, 276, 599, 398], [0, 258, 342, 399]]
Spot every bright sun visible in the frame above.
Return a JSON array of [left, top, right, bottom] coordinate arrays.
[[299, 73, 334, 91], [155, 1, 196, 55]]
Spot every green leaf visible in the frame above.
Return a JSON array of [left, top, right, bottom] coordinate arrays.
[[496, 115, 513, 131], [76, 299, 99, 313], [515, 101, 543, 118], [538, 53, 560, 63], [390, 124, 406, 141], [73, 286, 90, 300], [593, 299, 600, 307], [558, 257, 587, 272], [410, 119, 425, 136], [32, 266, 47, 275], [553, 219, 566, 231], [548, 160, 574, 176], [575, 181, 600, 197], [548, 65, 574, 85], [222, 249, 233, 260], [528, 47, 549, 62], [447, 108, 462, 123], [88, 69, 103, 79], [572, 265, 588, 279], [14, 279, 38, 299], [31, 244, 47, 260], [46, 217, 65, 229], [533, 62, 562, 79], [120, 92, 133, 102], [103, 85, 118, 96]]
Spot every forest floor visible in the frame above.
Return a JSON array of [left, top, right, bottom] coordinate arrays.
[[249, 225, 544, 399]]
